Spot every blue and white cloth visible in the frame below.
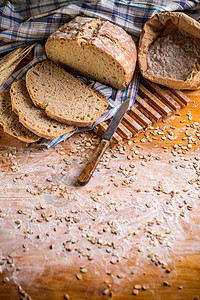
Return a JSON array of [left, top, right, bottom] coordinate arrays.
[[0, 0, 199, 147]]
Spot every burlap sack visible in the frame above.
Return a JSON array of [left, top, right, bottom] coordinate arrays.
[[138, 12, 200, 90]]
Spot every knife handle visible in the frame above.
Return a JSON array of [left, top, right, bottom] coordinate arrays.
[[77, 139, 110, 186]]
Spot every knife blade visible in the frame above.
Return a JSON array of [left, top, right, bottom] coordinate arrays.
[[77, 98, 130, 185]]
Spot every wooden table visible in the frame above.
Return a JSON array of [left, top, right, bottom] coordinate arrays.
[[0, 89, 199, 300]]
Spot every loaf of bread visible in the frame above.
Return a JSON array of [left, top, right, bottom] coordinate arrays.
[[0, 92, 39, 143], [26, 61, 109, 127], [10, 80, 75, 139], [45, 16, 137, 90]]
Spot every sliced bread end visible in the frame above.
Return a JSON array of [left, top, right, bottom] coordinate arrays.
[[0, 92, 40, 143]]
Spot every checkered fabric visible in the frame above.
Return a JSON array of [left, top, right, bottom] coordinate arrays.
[[0, 0, 199, 147]]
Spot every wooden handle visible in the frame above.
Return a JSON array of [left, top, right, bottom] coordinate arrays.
[[77, 139, 110, 186]]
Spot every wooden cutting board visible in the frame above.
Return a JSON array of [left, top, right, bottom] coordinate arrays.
[[94, 79, 191, 142]]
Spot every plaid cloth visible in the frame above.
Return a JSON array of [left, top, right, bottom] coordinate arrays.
[[0, 0, 199, 147]]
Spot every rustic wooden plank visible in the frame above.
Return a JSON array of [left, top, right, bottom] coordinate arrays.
[[134, 102, 155, 123], [116, 121, 133, 139], [169, 89, 191, 106], [128, 106, 152, 128], [93, 124, 102, 135], [139, 84, 172, 116], [122, 112, 143, 133], [154, 92, 178, 114], [94, 122, 122, 142], [143, 79, 181, 111], [136, 95, 162, 122], [0, 89, 200, 300], [165, 89, 186, 107], [1, 45, 200, 299], [98, 122, 107, 133]]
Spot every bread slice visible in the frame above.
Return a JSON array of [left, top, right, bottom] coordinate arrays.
[[26, 61, 109, 127], [0, 92, 39, 143], [45, 16, 137, 90], [10, 80, 75, 139]]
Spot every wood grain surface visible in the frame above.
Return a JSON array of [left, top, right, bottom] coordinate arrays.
[[0, 89, 199, 300]]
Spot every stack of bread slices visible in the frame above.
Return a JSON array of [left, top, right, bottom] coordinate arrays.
[[0, 60, 109, 143]]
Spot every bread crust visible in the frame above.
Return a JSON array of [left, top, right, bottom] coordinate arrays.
[[10, 81, 76, 139], [26, 61, 109, 127], [45, 16, 137, 89], [2, 126, 39, 143], [0, 92, 40, 143]]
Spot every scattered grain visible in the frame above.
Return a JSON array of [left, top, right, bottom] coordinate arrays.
[[76, 274, 82, 280], [142, 285, 149, 290], [134, 285, 141, 290], [132, 289, 139, 295]]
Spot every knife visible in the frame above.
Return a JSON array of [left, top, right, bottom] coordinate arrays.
[[77, 98, 130, 186]]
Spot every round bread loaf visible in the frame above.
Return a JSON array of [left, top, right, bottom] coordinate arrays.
[[45, 16, 137, 90]]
